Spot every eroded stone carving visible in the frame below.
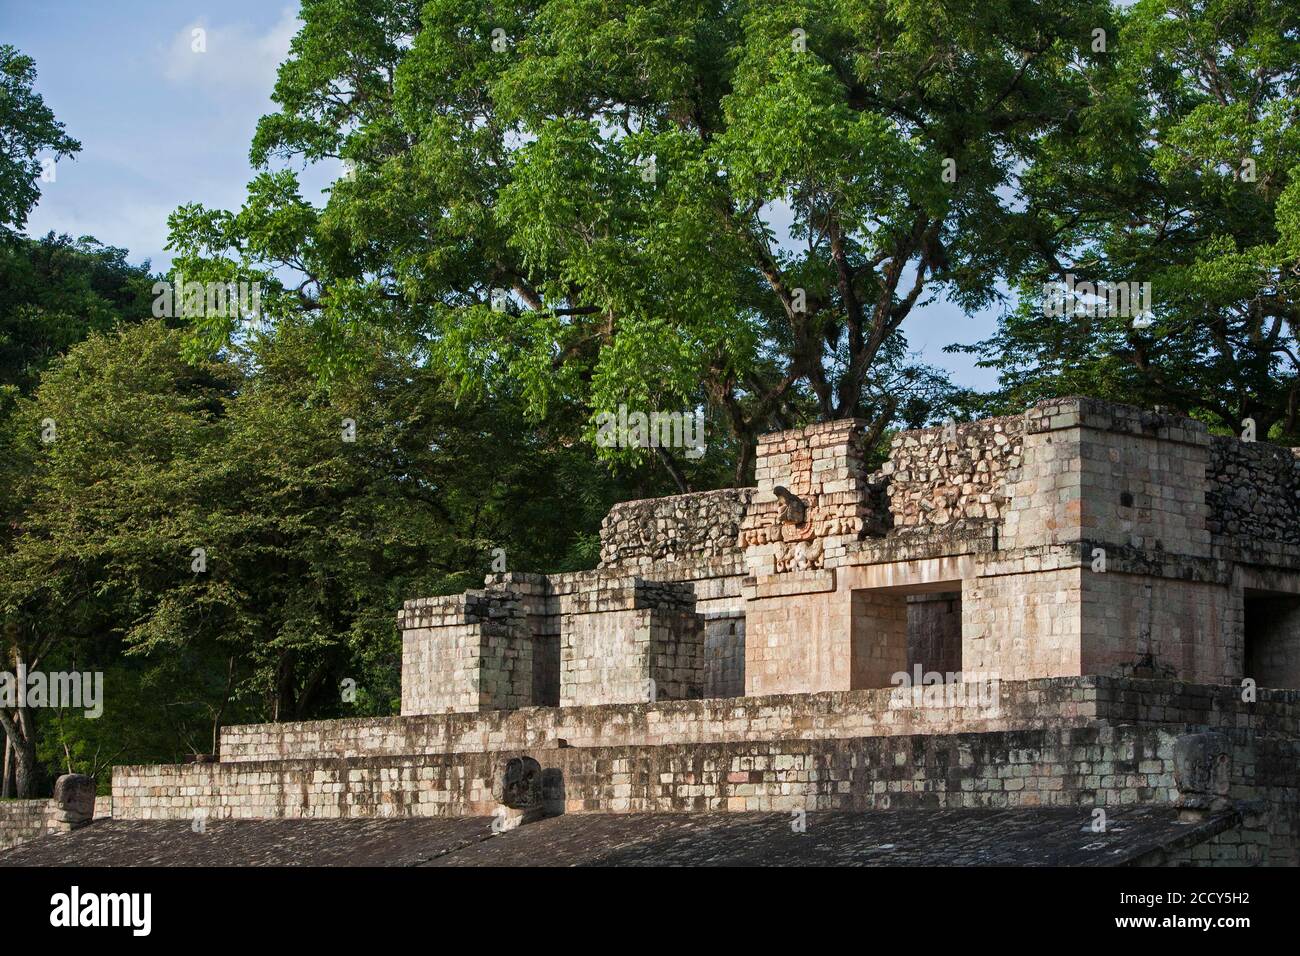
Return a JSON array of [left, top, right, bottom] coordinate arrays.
[[773, 486, 807, 526], [493, 755, 543, 810], [47, 773, 96, 833], [1173, 732, 1232, 820]]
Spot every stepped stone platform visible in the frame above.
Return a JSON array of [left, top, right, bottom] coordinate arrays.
[[215, 675, 1297, 763], [99, 675, 1298, 865]]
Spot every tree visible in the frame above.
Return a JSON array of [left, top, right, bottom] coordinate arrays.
[[0, 322, 234, 795], [0, 232, 157, 394], [0, 45, 80, 235], [960, 0, 1300, 441], [1, 319, 664, 789], [166, 0, 1110, 484]]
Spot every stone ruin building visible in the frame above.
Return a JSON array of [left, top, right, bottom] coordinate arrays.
[[4, 396, 1300, 866]]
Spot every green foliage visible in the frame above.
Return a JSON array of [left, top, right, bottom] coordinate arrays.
[[960, 0, 1300, 440], [10, 0, 1300, 792], [166, 0, 1113, 483], [2, 320, 668, 777], [0, 45, 80, 233], [0, 232, 158, 394]]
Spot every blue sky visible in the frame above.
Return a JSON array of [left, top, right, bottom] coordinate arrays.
[[2, 0, 1002, 390]]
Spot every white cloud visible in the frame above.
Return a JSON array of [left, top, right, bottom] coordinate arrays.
[[162, 7, 299, 102]]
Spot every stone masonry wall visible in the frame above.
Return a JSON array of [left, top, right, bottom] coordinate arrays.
[[559, 577, 702, 706], [397, 397, 1300, 715], [219, 676, 1299, 764], [108, 720, 1300, 864], [881, 415, 1024, 529], [1082, 573, 1235, 685], [553, 565, 745, 699], [484, 573, 558, 706], [599, 489, 754, 571], [999, 398, 1212, 554], [962, 565, 1084, 680], [0, 800, 49, 853], [114, 725, 1182, 820], [1207, 436, 1300, 546], [740, 420, 878, 575], [399, 589, 534, 716], [743, 569, 848, 695]]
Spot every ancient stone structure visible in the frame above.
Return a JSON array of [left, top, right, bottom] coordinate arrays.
[[402, 396, 1300, 707], [12, 397, 1300, 866], [0, 773, 98, 851]]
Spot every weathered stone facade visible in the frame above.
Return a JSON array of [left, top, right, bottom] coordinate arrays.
[[883, 414, 1023, 528], [87, 397, 1300, 866], [599, 489, 754, 570], [398, 397, 1298, 710], [559, 577, 702, 706]]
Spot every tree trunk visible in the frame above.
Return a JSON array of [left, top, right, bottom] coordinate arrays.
[[8, 711, 40, 798], [2, 730, 11, 798], [2, 642, 47, 797], [653, 446, 690, 494], [733, 436, 755, 487]]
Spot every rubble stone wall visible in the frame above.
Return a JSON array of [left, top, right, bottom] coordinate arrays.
[[1208, 436, 1300, 546], [882, 415, 1023, 529], [598, 489, 753, 571]]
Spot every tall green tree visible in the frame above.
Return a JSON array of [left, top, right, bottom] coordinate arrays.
[[960, 0, 1300, 440], [0, 232, 157, 394], [167, 0, 1110, 483], [0, 322, 234, 796]]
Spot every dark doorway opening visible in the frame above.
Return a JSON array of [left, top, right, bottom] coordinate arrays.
[[907, 591, 963, 677], [1243, 591, 1300, 689]]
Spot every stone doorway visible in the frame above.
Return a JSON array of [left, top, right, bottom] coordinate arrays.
[[1243, 591, 1300, 689], [850, 584, 963, 689]]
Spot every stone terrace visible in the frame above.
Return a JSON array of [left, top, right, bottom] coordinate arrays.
[[0, 807, 1243, 867], [215, 676, 1299, 764]]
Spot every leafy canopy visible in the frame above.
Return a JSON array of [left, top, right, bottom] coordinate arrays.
[[167, 0, 1112, 482], [959, 0, 1300, 440]]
